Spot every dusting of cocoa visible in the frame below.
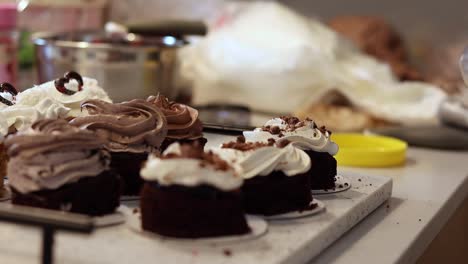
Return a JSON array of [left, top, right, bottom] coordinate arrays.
[[163, 142, 231, 172], [222, 140, 274, 151]]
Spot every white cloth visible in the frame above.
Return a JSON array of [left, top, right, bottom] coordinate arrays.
[[180, 1, 447, 125]]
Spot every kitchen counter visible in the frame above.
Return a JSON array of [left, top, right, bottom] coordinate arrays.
[[0, 133, 466, 263], [311, 146, 468, 263]]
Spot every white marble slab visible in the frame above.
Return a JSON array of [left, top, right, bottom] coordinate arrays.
[[0, 133, 393, 263], [0, 171, 392, 264]]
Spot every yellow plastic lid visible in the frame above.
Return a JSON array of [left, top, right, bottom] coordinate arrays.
[[331, 133, 408, 167]]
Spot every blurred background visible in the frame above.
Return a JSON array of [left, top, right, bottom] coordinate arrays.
[[0, 0, 466, 132], [0, 0, 461, 91]]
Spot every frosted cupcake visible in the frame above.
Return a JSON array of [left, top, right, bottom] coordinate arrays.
[[70, 99, 168, 195], [212, 136, 313, 216], [140, 142, 249, 238], [146, 94, 206, 151], [0, 83, 69, 193], [7, 119, 120, 216], [243, 116, 339, 190]]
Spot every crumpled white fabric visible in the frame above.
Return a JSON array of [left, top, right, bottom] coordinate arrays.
[[179, 1, 447, 125]]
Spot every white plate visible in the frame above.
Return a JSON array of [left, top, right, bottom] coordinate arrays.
[[312, 175, 351, 195], [258, 199, 326, 221], [93, 206, 128, 227], [127, 212, 268, 245]]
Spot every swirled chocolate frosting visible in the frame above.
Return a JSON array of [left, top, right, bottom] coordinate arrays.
[[6, 119, 110, 193], [70, 99, 168, 153], [147, 95, 203, 140]]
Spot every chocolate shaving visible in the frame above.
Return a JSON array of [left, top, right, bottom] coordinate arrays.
[[270, 126, 281, 134], [163, 142, 231, 171], [222, 140, 273, 151], [276, 139, 290, 148], [267, 138, 276, 146]]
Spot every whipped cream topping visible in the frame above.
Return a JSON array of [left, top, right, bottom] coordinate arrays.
[[211, 143, 311, 179], [6, 119, 110, 193], [141, 143, 243, 191], [243, 117, 339, 155], [0, 76, 110, 139], [20, 77, 112, 118], [180, 2, 447, 125], [0, 97, 69, 139]]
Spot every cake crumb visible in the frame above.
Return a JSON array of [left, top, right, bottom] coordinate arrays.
[[344, 183, 349, 187], [358, 179, 362, 182], [236, 135, 246, 143], [338, 184, 343, 188], [132, 208, 139, 214], [223, 249, 232, 257], [419, 219, 421, 222]]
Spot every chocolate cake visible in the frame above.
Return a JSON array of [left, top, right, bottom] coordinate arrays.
[[140, 183, 249, 238], [241, 170, 312, 216], [306, 150, 337, 190], [6, 119, 120, 216], [216, 137, 313, 215], [70, 99, 168, 195], [147, 94, 206, 151], [140, 142, 249, 238], [242, 116, 339, 191], [11, 170, 120, 216]]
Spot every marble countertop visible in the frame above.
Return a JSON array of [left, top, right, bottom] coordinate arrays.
[[311, 147, 468, 263]]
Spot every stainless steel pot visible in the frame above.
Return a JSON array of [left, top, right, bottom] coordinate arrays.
[[33, 31, 185, 102]]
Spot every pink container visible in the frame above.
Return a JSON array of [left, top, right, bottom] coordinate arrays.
[[0, 4, 18, 86]]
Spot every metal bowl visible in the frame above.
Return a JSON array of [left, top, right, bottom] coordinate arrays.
[[33, 31, 185, 102]]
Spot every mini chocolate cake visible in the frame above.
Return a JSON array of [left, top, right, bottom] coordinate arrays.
[[243, 116, 339, 191], [141, 183, 249, 238], [6, 119, 120, 216], [147, 95, 206, 152], [70, 99, 168, 195], [218, 138, 313, 215], [11, 170, 120, 216], [140, 142, 249, 238]]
